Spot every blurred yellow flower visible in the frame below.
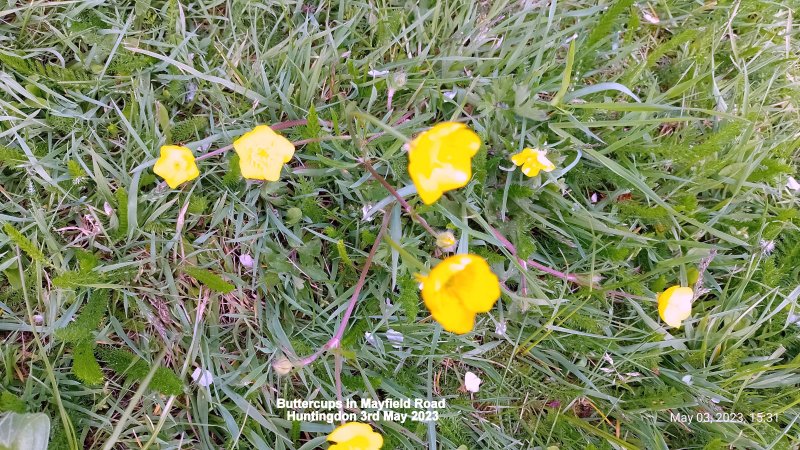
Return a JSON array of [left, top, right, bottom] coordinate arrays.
[[233, 125, 295, 181], [657, 286, 693, 327], [417, 254, 500, 334], [510, 147, 556, 177], [153, 145, 200, 188], [327, 422, 383, 450], [408, 122, 481, 205]]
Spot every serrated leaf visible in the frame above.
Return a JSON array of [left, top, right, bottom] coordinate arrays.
[[0, 392, 26, 414], [98, 347, 183, 396], [2, 223, 47, 265], [72, 340, 103, 385], [182, 266, 235, 293], [55, 290, 108, 343]]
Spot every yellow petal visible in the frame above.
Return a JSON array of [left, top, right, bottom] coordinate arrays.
[[510, 151, 528, 166], [413, 166, 471, 205], [408, 122, 481, 205], [153, 145, 200, 188], [521, 161, 542, 178], [511, 148, 556, 178], [327, 422, 372, 442], [419, 254, 500, 334], [657, 286, 693, 327], [327, 422, 383, 450], [457, 263, 501, 313], [430, 306, 476, 335], [233, 125, 295, 181]]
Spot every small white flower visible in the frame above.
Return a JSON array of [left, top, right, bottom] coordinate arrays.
[[191, 367, 214, 387], [590, 192, 598, 204], [33, 314, 44, 324], [185, 81, 197, 103], [494, 320, 507, 336], [368, 69, 389, 77], [364, 332, 378, 346], [361, 204, 375, 222], [759, 240, 775, 255], [239, 253, 254, 268], [386, 329, 404, 348], [443, 90, 457, 100], [642, 11, 660, 24], [103, 201, 114, 216], [464, 371, 482, 393], [390, 72, 407, 87], [786, 176, 800, 192], [681, 374, 693, 385]]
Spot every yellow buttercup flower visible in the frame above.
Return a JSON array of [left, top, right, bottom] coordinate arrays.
[[657, 285, 693, 327], [510, 147, 556, 177], [408, 122, 481, 205], [327, 422, 383, 450], [417, 254, 500, 334], [233, 125, 295, 181], [153, 145, 200, 188]]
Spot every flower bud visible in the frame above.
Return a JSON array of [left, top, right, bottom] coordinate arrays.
[[272, 355, 294, 375], [435, 231, 457, 250]]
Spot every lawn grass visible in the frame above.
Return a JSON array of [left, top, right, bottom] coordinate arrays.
[[1, 0, 799, 449]]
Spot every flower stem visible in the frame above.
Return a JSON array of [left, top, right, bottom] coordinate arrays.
[[524, 259, 581, 284], [271, 118, 310, 131], [298, 209, 391, 367], [484, 221, 586, 284], [195, 144, 233, 162], [486, 220, 649, 299], [361, 159, 439, 237]]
